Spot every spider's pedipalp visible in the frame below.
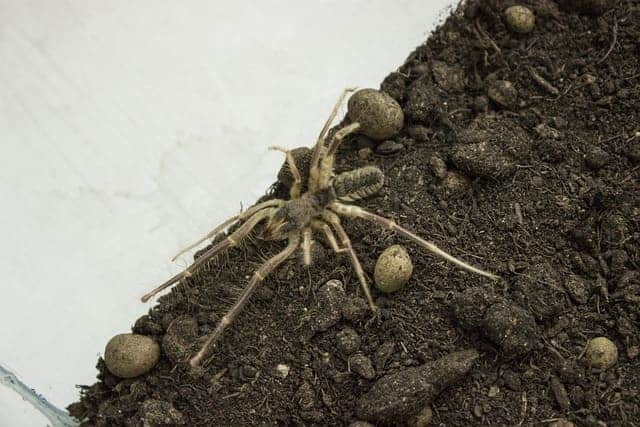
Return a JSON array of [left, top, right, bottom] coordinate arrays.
[[330, 202, 499, 281], [141, 207, 277, 303], [190, 232, 301, 367]]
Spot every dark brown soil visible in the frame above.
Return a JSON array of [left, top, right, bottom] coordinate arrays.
[[70, 0, 640, 425]]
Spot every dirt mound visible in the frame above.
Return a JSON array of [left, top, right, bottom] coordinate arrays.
[[70, 1, 639, 425]]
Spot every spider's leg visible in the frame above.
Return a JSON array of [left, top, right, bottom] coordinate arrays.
[[269, 146, 303, 199], [141, 208, 276, 303], [171, 199, 284, 261], [330, 203, 499, 281], [312, 220, 345, 253], [316, 87, 357, 142], [190, 232, 301, 367], [301, 227, 313, 266], [316, 122, 360, 189], [322, 212, 377, 312], [309, 87, 357, 191]]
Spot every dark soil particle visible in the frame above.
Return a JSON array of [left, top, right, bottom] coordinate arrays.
[[71, 0, 640, 425]]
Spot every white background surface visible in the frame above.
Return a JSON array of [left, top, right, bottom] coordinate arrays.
[[0, 1, 453, 425]]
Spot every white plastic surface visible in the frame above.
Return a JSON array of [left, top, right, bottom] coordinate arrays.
[[0, 1, 454, 425]]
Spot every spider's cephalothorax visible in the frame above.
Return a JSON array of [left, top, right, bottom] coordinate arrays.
[[266, 161, 384, 240], [141, 88, 499, 367]]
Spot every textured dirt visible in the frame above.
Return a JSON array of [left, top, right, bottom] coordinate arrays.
[[70, 0, 640, 425]]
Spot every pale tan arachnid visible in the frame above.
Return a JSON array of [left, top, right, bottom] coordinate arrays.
[[141, 88, 499, 367]]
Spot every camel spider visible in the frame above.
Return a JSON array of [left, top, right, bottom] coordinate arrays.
[[141, 88, 498, 367]]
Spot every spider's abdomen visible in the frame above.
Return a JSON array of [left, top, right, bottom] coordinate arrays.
[[332, 166, 384, 202]]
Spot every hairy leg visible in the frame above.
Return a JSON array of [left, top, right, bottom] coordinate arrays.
[[309, 88, 357, 192], [141, 208, 276, 302], [171, 199, 283, 261], [269, 145, 303, 199], [330, 203, 499, 280], [302, 227, 312, 266], [317, 122, 361, 189], [190, 233, 301, 366], [312, 220, 344, 253], [322, 212, 377, 312]]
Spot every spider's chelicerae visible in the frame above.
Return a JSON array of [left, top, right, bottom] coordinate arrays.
[[141, 88, 498, 367]]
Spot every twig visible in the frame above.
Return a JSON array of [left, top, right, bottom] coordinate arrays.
[[527, 66, 559, 96], [475, 19, 502, 55], [598, 17, 618, 64]]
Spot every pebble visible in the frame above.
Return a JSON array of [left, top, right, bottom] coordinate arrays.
[[487, 80, 518, 110], [488, 385, 500, 397], [336, 327, 362, 355], [376, 140, 404, 155], [275, 364, 290, 379], [374, 245, 414, 293], [349, 353, 376, 380], [504, 5, 536, 34], [356, 349, 479, 423], [104, 333, 160, 378], [585, 337, 618, 369], [348, 88, 404, 140], [162, 315, 199, 363]]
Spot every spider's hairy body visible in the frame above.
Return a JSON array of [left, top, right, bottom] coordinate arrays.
[[269, 162, 384, 238], [332, 166, 385, 202], [142, 88, 499, 367]]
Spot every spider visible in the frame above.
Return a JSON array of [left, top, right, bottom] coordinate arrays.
[[141, 88, 498, 367]]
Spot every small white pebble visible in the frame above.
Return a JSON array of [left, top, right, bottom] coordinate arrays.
[[585, 337, 618, 370], [504, 5, 535, 34], [374, 245, 414, 293], [275, 364, 290, 378]]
